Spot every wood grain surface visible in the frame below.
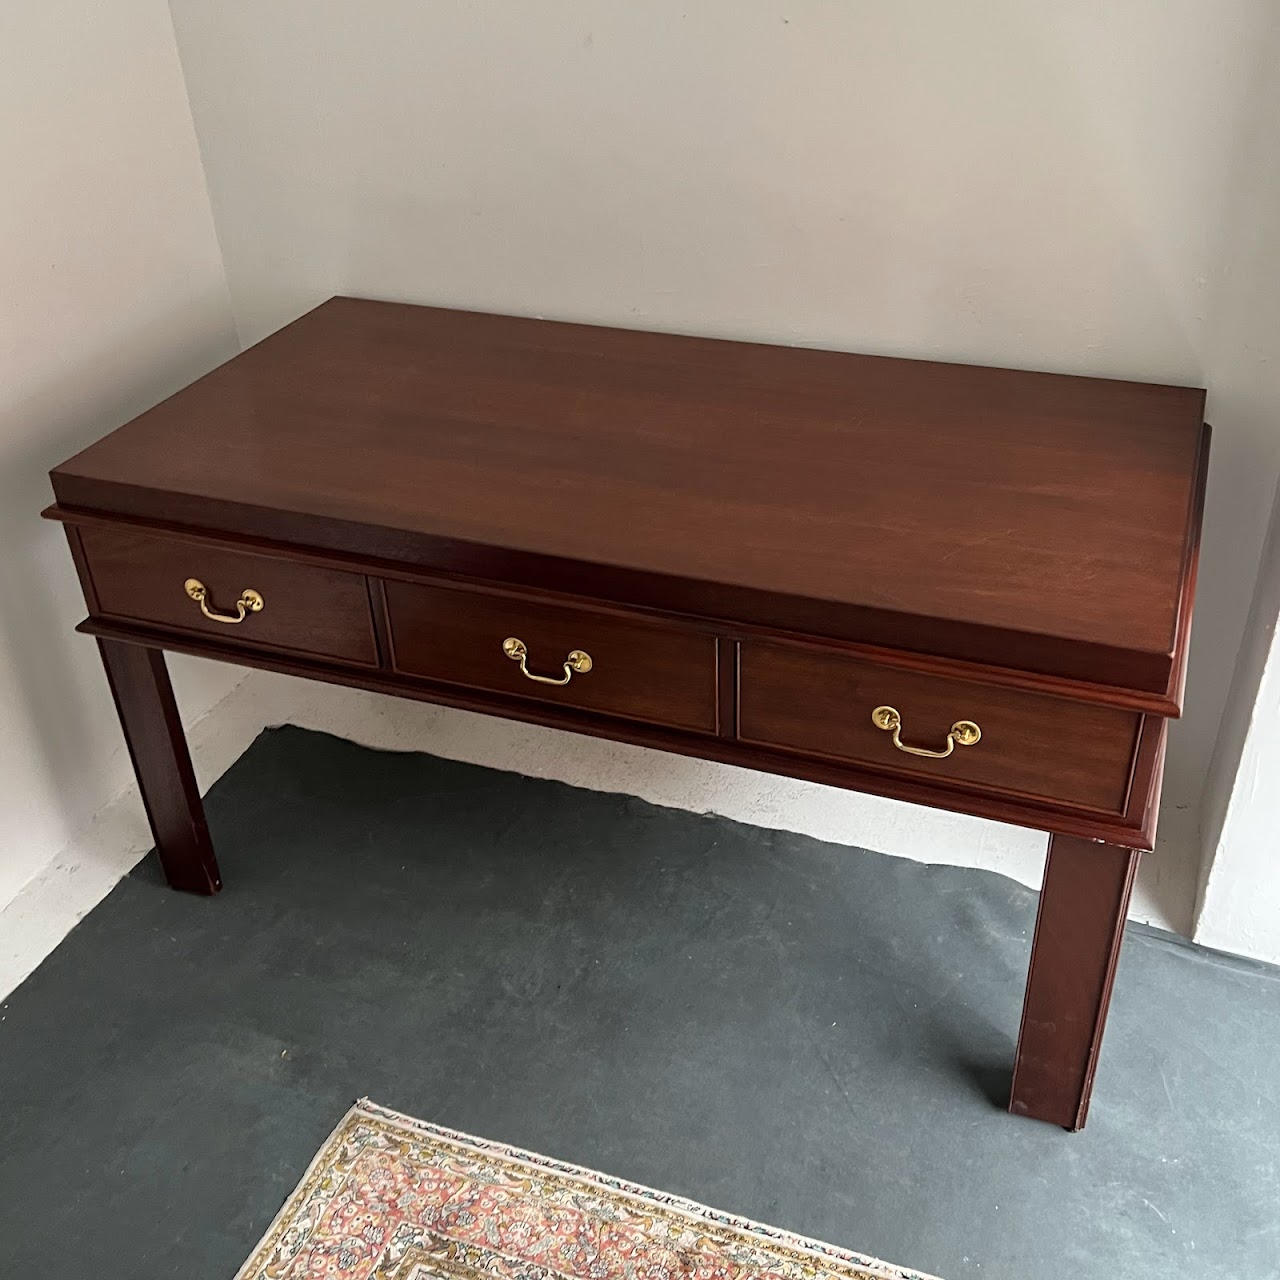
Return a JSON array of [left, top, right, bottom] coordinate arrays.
[[738, 639, 1140, 814], [50, 297, 1208, 697], [384, 579, 718, 734], [79, 523, 379, 666]]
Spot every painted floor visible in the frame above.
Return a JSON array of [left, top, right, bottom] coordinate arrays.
[[1, 726, 1277, 1279]]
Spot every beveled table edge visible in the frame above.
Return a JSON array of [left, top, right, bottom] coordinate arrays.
[[44, 501, 1192, 718]]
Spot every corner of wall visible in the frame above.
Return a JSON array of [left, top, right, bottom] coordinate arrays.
[[1192, 474, 1280, 962]]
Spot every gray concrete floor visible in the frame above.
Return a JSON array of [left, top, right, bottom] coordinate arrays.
[[1, 725, 1278, 1279]]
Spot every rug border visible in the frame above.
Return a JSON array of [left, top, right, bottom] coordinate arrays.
[[232, 1098, 372, 1280], [234, 1098, 943, 1280]]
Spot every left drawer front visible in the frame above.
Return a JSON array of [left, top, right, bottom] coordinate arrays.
[[78, 526, 378, 666], [384, 580, 718, 733]]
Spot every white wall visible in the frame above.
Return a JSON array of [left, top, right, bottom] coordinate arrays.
[[1198, 482, 1280, 960], [160, 0, 1280, 940], [1194, 13, 1280, 962], [0, 0, 245, 908]]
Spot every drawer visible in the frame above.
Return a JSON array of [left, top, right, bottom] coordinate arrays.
[[738, 641, 1140, 813], [384, 580, 718, 733], [78, 526, 378, 666]]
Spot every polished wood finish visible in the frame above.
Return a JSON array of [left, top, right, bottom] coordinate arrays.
[[1010, 834, 1142, 1129], [79, 524, 378, 666], [46, 501, 1201, 714], [46, 298, 1211, 1131], [96, 639, 219, 895], [51, 297, 1206, 703], [739, 640, 1141, 814], [715, 638, 739, 740], [384, 579, 718, 733], [71, 612, 1172, 850]]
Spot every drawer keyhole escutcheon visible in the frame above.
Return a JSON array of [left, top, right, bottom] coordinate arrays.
[[502, 636, 593, 686], [871, 704, 981, 758], [184, 577, 265, 625]]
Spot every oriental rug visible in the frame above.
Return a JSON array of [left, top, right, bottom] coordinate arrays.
[[235, 1099, 941, 1280]]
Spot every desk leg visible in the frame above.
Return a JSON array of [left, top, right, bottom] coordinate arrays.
[[1009, 833, 1139, 1130], [97, 639, 222, 895]]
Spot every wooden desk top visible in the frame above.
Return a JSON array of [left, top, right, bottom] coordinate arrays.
[[52, 297, 1207, 704]]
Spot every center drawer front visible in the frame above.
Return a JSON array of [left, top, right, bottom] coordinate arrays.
[[738, 641, 1140, 814], [78, 525, 378, 666], [384, 581, 718, 733]]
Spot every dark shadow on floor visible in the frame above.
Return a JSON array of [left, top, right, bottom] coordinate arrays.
[[2, 726, 1278, 1280]]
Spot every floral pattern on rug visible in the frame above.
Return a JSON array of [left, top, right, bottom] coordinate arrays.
[[235, 1100, 942, 1280]]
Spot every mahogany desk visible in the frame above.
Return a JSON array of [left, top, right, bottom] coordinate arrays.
[[45, 298, 1209, 1131]]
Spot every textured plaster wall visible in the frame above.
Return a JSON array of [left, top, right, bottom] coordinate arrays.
[[0, 0, 244, 908]]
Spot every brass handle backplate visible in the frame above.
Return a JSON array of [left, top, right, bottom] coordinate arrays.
[[184, 577, 265, 625], [871, 705, 981, 759], [502, 636, 593, 686]]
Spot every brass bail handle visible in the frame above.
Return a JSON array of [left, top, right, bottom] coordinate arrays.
[[502, 636, 593, 686], [184, 577, 265, 625], [871, 705, 981, 759]]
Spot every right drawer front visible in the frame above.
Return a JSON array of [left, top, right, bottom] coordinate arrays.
[[738, 641, 1140, 814]]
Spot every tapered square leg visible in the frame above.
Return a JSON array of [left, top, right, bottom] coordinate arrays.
[[97, 638, 221, 895], [1009, 833, 1140, 1129]]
